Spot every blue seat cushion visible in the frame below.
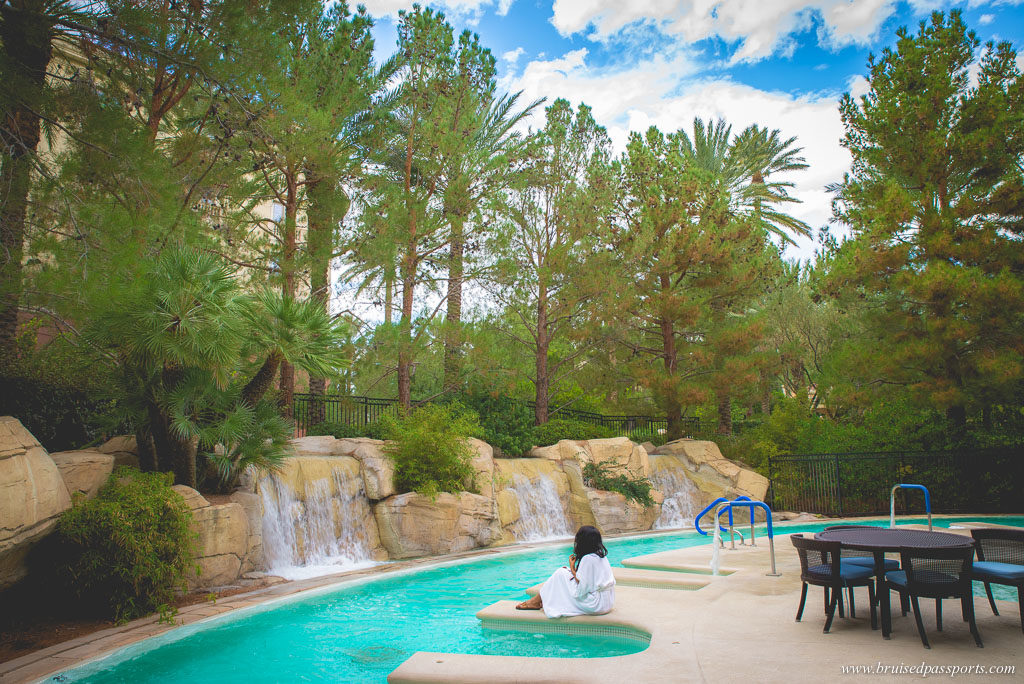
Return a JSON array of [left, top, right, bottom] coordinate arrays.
[[808, 562, 874, 582], [845, 556, 900, 571], [972, 561, 1024, 583], [886, 569, 959, 588]]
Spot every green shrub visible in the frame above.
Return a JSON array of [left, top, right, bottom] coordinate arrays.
[[54, 467, 198, 622], [532, 418, 616, 446], [381, 403, 484, 498], [582, 461, 654, 506], [456, 393, 535, 456], [308, 419, 386, 440]]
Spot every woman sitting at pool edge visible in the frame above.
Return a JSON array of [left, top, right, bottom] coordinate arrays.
[[516, 525, 616, 618]]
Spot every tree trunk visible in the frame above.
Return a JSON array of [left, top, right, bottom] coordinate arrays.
[[534, 284, 549, 425], [135, 426, 157, 472], [659, 309, 682, 440], [0, 1, 53, 357], [277, 171, 299, 419], [305, 169, 345, 426], [242, 351, 283, 407], [716, 390, 732, 435], [397, 246, 416, 413], [442, 215, 465, 392]]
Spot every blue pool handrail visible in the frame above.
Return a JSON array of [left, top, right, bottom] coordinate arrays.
[[890, 483, 932, 531], [711, 498, 779, 576], [695, 495, 752, 536]]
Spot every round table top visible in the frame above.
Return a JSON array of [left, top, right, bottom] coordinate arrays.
[[815, 526, 975, 551]]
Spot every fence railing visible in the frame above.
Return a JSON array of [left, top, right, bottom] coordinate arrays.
[[292, 393, 736, 440], [767, 447, 1024, 516]]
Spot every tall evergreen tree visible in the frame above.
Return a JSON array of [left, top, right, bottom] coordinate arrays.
[[829, 10, 1024, 439]]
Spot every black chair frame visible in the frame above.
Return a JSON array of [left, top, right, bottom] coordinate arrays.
[[792, 534, 877, 633], [891, 545, 983, 649], [970, 527, 1024, 634]]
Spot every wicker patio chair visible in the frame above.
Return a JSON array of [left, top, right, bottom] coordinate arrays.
[[970, 528, 1024, 634], [886, 546, 982, 648], [791, 534, 877, 633]]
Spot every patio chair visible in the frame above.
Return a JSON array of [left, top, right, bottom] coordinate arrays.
[[820, 526, 898, 613], [970, 528, 1024, 634], [886, 546, 982, 648], [791, 534, 877, 633]]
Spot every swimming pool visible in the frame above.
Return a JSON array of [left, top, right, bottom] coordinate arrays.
[[55, 516, 1023, 683]]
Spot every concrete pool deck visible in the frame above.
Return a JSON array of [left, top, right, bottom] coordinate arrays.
[[2, 517, 1022, 683]]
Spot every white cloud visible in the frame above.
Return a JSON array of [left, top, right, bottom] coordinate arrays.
[[549, 0, 900, 64], [847, 74, 871, 99], [360, 0, 505, 21], [503, 46, 525, 64], [979, 13, 995, 23], [506, 48, 854, 261]]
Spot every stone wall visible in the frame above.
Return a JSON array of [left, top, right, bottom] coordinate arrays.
[[2, 415, 770, 594]]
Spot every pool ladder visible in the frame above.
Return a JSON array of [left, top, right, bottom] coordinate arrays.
[[695, 497, 780, 577], [890, 483, 932, 531]]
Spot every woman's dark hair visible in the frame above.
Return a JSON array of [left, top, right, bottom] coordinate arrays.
[[573, 525, 607, 559]]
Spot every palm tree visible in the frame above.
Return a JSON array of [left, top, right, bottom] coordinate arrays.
[[678, 118, 810, 434], [439, 89, 543, 391], [87, 249, 348, 488]]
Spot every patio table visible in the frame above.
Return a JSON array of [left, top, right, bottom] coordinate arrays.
[[815, 526, 975, 638]]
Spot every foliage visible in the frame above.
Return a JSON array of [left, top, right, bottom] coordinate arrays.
[[582, 461, 654, 506], [381, 403, 484, 498], [0, 373, 120, 452], [308, 419, 387, 441], [532, 418, 616, 446], [54, 468, 198, 623], [454, 392, 535, 456], [828, 10, 1024, 438]]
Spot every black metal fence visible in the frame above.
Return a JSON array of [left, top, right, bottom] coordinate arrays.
[[291, 393, 720, 440], [767, 447, 1024, 516]]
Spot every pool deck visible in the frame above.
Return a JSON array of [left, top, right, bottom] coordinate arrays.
[[2, 516, 1022, 683]]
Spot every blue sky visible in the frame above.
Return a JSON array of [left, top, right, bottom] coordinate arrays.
[[358, 1, 1024, 261]]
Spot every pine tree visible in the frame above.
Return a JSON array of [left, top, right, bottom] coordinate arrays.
[[829, 10, 1024, 439]]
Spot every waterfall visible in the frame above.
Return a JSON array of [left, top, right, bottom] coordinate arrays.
[[509, 474, 572, 541], [651, 466, 701, 529], [259, 471, 378, 580]]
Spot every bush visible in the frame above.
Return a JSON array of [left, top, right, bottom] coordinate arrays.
[[308, 419, 387, 440], [456, 393, 535, 456], [54, 467, 198, 622], [532, 418, 616, 446], [381, 403, 484, 498], [582, 461, 654, 506]]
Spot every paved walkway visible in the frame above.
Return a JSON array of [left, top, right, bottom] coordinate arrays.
[[2, 518, 1022, 683]]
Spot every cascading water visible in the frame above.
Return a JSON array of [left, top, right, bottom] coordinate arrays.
[[259, 470, 378, 580], [651, 466, 701, 529], [509, 474, 572, 541]]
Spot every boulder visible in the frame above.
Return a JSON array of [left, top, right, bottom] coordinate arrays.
[[229, 491, 264, 574], [373, 491, 500, 559], [467, 438, 495, 499], [640, 441, 657, 454], [561, 460, 598, 530], [173, 484, 251, 589], [0, 417, 72, 589], [651, 440, 770, 519], [50, 450, 115, 499], [528, 439, 588, 463], [338, 438, 394, 500], [583, 437, 651, 479], [586, 488, 662, 534], [172, 484, 210, 511], [287, 435, 341, 456], [97, 435, 139, 469]]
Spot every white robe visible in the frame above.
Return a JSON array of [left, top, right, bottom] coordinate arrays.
[[539, 553, 616, 618]]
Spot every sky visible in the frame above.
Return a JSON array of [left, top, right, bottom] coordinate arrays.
[[354, 0, 1024, 263]]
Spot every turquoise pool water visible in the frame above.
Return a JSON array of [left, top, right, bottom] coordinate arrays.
[[57, 516, 1023, 683]]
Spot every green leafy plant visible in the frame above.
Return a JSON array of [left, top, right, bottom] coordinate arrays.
[[456, 393, 535, 456], [54, 468, 199, 623], [532, 418, 616, 446], [582, 461, 655, 506], [381, 402, 483, 498]]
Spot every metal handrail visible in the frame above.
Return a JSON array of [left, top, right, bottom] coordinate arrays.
[[711, 499, 780, 577], [695, 495, 752, 536], [890, 483, 932, 531]]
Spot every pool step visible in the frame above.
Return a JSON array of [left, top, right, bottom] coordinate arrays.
[[522, 567, 711, 598]]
